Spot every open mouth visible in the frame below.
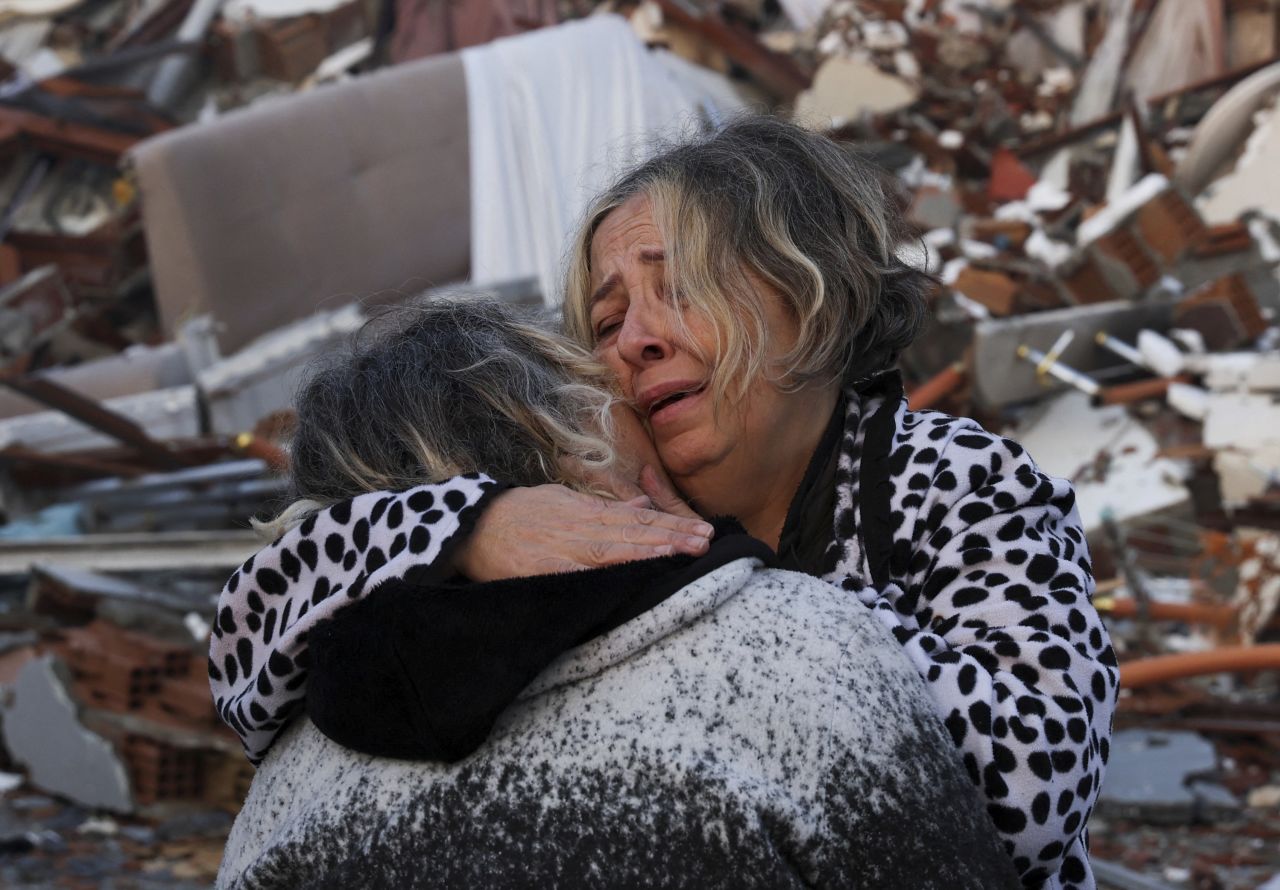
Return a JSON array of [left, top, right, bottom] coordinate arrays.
[[648, 385, 706, 419]]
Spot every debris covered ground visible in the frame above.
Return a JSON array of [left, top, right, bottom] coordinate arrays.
[[0, 0, 1279, 887]]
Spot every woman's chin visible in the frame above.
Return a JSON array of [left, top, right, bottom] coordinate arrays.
[[655, 434, 728, 490]]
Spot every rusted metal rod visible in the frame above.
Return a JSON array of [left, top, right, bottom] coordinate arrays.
[[1, 375, 191, 471], [0, 445, 147, 479], [1120, 644, 1280, 689]]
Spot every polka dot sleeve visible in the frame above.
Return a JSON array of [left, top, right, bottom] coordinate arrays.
[[208, 474, 503, 763], [839, 408, 1118, 890]]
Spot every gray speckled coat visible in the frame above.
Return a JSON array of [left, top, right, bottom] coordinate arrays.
[[218, 557, 1019, 890]]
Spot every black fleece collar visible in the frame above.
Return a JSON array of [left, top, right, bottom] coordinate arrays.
[[776, 392, 845, 578], [307, 520, 776, 763]]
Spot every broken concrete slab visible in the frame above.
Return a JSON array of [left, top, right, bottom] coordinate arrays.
[[908, 186, 962, 232], [1203, 392, 1280, 451], [1178, 61, 1280, 199], [1214, 447, 1280, 507], [1011, 391, 1189, 534], [1099, 729, 1234, 824], [1194, 352, 1280, 391], [1, 655, 132, 813], [972, 299, 1176, 408], [1200, 96, 1280, 227], [794, 54, 919, 128]]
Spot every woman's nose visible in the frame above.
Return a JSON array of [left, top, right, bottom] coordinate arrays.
[[616, 309, 671, 366]]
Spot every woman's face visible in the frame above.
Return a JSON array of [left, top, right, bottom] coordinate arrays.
[[586, 194, 837, 516]]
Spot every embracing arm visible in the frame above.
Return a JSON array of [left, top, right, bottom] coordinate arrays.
[[209, 474, 714, 762], [209, 474, 504, 762], [854, 419, 1118, 889]]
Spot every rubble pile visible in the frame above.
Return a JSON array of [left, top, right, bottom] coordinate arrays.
[[0, 0, 1279, 886]]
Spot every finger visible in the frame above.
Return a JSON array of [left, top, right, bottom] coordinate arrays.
[[624, 495, 654, 510], [581, 493, 711, 535], [577, 540, 685, 568], [615, 505, 713, 538], [615, 521, 712, 549], [640, 465, 702, 521]]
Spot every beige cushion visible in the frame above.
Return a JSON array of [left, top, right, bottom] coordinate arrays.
[[129, 53, 469, 354]]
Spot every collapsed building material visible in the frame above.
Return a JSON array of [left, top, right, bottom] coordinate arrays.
[[1011, 391, 1190, 533], [1, 655, 133, 812], [0, 529, 261, 575], [70, 458, 285, 533], [147, 0, 228, 111], [28, 563, 215, 630], [0, 383, 200, 456], [0, 338, 195, 422], [0, 266, 72, 373], [197, 303, 361, 435], [1121, 645, 1280, 689], [1099, 728, 1238, 824], [972, 300, 1175, 407], [794, 54, 918, 127], [128, 49, 470, 353], [646, 0, 809, 100], [1176, 60, 1280, 198], [1174, 274, 1270, 351], [1199, 94, 1280, 227], [2, 375, 194, 470]]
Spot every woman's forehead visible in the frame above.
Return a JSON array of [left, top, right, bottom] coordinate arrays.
[[590, 195, 665, 272]]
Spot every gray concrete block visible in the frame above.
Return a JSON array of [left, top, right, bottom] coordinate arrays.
[[0, 656, 132, 813]]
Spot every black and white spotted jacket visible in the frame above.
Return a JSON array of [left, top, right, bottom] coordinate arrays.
[[210, 374, 1117, 890]]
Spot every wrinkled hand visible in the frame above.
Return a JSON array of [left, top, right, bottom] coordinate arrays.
[[638, 464, 700, 520], [455, 484, 715, 581]]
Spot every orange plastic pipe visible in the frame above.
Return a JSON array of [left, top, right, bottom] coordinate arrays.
[[1120, 644, 1280, 689], [1095, 375, 1190, 407], [907, 363, 967, 411], [1095, 597, 1237, 628]]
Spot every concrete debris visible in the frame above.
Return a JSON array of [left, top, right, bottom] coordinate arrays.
[[1012, 391, 1188, 534], [0, 0, 1273, 885], [1090, 859, 1182, 890], [1249, 785, 1280, 809], [0, 385, 201, 455], [1203, 392, 1280, 451], [1, 656, 132, 812], [0, 529, 262, 575], [795, 54, 919, 127], [1099, 729, 1235, 824]]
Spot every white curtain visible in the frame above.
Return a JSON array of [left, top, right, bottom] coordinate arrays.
[[463, 14, 746, 306]]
